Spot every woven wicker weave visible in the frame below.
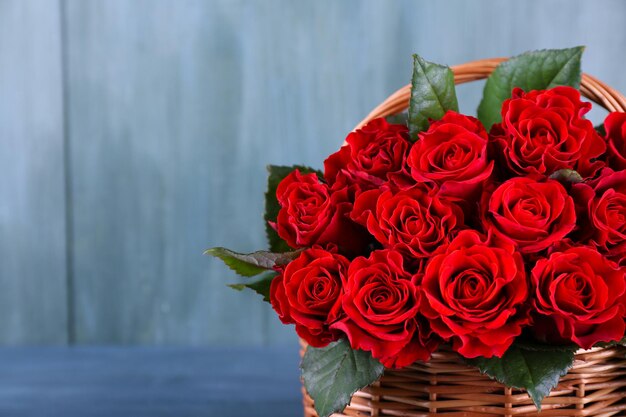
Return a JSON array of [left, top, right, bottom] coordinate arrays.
[[301, 341, 626, 417], [301, 58, 626, 417]]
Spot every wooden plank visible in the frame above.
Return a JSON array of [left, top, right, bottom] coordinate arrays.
[[63, 0, 274, 344], [0, 0, 68, 344], [0, 346, 301, 416]]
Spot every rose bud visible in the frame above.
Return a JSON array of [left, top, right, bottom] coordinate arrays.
[[270, 248, 349, 348], [351, 184, 463, 267], [273, 169, 368, 254], [331, 250, 438, 368], [482, 177, 576, 254], [324, 118, 413, 195], [572, 168, 626, 266], [420, 230, 530, 358], [408, 111, 493, 200], [531, 246, 626, 349], [490, 86, 606, 179]]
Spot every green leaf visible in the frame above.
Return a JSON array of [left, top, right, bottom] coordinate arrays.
[[466, 343, 576, 410], [478, 47, 585, 131], [408, 54, 459, 139], [596, 337, 626, 348], [595, 123, 607, 137], [205, 247, 298, 277], [302, 339, 384, 417], [385, 112, 408, 126], [513, 339, 579, 352], [265, 165, 322, 253], [228, 272, 276, 302], [549, 169, 583, 184]]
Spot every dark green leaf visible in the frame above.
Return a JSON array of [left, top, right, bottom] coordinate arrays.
[[549, 169, 583, 184], [408, 54, 458, 139], [466, 343, 576, 410], [302, 339, 384, 417], [228, 272, 276, 302], [478, 47, 585, 130], [205, 247, 298, 277], [596, 337, 626, 348], [265, 165, 322, 252], [385, 112, 408, 126], [514, 339, 579, 352], [595, 124, 607, 137]]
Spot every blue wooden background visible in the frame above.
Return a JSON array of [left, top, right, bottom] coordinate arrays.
[[1, 0, 625, 346]]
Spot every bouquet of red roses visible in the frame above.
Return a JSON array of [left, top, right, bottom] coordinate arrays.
[[208, 47, 626, 417]]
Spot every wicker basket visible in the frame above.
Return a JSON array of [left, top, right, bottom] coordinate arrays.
[[301, 341, 626, 417], [301, 58, 626, 417]]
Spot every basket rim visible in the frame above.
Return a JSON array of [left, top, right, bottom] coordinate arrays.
[[354, 57, 626, 130]]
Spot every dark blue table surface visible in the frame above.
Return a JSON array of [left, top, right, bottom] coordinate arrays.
[[0, 346, 303, 417]]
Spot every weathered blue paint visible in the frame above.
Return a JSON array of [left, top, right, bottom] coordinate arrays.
[[1, 0, 625, 344], [0, 0, 68, 344]]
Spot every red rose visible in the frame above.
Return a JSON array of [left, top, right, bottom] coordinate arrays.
[[490, 86, 605, 178], [351, 185, 463, 265], [408, 111, 493, 199], [273, 169, 367, 254], [572, 169, 626, 266], [331, 250, 438, 368], [604, 112, 626, 170], [270, 248, 349, 347], [324, 118, 413, 194], [482, 177, 576, 254], [531, 246, 626, 349], [421, 230, 529, 358]]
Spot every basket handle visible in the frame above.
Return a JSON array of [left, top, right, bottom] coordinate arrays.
[[355, 57, 626, 130]]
